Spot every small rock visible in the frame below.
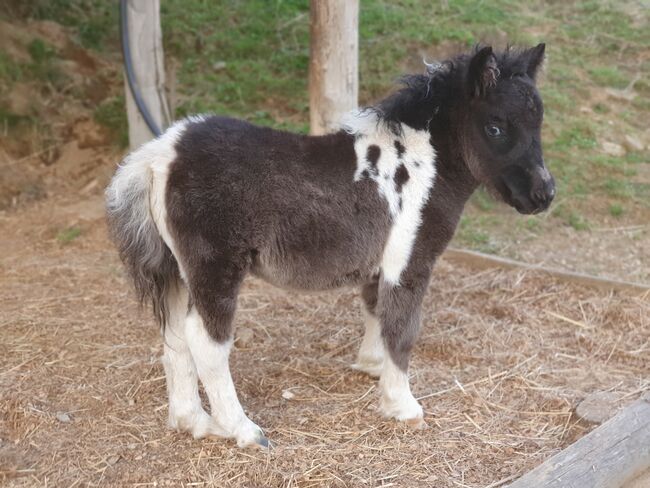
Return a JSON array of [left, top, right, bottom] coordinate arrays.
[[281, 389, 295, 400], [623, 134, 645, 152], [601, 141, 626, 157], [106, 455, 120, 466], [576, 391, 621, 424], [212, 61, 227, 71], [56, 412, 71, 423], [235, 327, 254, 348]]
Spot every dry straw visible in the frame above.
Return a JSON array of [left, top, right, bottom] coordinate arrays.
[[1, 196, 648, 487]]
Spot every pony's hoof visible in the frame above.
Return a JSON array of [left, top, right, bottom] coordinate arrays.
[[241, 431, 271, 450], [254, 434, 271, 449], [380, 394, 423, 423], [235, 422, 270, 450]]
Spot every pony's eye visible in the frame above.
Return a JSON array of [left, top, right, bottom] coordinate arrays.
[[485, 125, 505, 138]]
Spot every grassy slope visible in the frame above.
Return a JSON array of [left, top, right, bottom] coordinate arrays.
[[2, 0, 648, 261]]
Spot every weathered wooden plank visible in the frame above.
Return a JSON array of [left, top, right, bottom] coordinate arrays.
[[123, 0, 171, 149], [309, 0, 359, 135], [443, 248, 649, 294], [507, 394, 650, 488]]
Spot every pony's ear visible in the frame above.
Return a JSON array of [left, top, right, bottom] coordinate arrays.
[[467, 46, 499, 98], [523, 43, 545, 79]]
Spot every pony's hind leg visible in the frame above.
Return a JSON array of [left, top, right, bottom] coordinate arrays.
[[184, 258, 268, 449], [352, 275, 385, 378], [162, 283, 226, 439]]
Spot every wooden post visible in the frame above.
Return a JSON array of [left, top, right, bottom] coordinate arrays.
[[123, 0, 171, 149], [309, 0, 359, 135], [506, 394, 650, 488]]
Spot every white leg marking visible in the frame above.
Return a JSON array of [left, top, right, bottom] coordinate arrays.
[[162, 285, 226, 439], [379, 355, 424, 425], [184, 308, 267, 448], [352, 309, 384, 377]]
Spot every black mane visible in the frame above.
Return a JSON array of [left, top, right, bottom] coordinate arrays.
[[373, 46, 540, 132], [374, 64, 456, 132]]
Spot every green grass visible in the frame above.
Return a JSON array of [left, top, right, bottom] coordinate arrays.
[[28, 38, 51, 64], [524, 217, 541, 233], [0, 104, 30, 129], [471, 188, 496, 212], [0, 51, 23, 82], [568, 212, 590, 231], [552, 123, 597, 151], [589, 66, 628, 89], [3, 0, 118, 50], [609, 203, 624, 217], [455, 215, 502, 253], [56, 226, 82, 244], [26, 38, 63, 84], [603, 178, 636, 199]]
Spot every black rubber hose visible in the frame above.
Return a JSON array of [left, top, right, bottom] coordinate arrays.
[[119, 0, 163, 137]]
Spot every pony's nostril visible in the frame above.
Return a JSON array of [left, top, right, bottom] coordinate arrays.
[[531, 187, 554, 209]]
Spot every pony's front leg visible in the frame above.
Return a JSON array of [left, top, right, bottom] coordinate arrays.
[[376, 273, 429, 427]]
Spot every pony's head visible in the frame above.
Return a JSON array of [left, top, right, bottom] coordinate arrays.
[[458, 44, 555, 214]]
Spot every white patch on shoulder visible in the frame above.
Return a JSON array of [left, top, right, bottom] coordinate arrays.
[[343, 110, 436, 286]]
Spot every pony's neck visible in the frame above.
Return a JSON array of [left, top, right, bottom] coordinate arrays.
[[431, 127, 479, 200], [370, 68, 478, 200]]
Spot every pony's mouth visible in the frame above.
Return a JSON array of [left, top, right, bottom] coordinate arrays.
[[496, 183, 539, 214], [494, 166, 554, 215]]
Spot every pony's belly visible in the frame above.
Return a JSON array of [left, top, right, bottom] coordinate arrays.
[[251, 257, 377, 291]]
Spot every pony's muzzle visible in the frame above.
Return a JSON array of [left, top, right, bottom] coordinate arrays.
[[528, 165, 555, 213], [498, 163, 555, 215]]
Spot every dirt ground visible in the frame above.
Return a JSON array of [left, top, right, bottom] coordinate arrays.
[[1, 193, 648, 487], [626, 469, 650, 488]]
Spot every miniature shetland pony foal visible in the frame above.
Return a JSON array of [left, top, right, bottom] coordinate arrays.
[[106, 45, 554, 448]]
